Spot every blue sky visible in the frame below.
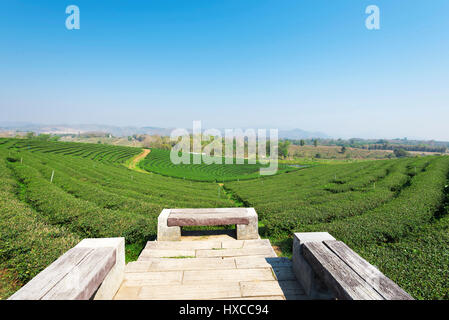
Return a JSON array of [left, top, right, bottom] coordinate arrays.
[[0, 0, 448, 140]]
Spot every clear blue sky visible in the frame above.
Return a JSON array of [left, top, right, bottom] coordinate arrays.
[[1, 0, 448, 140]]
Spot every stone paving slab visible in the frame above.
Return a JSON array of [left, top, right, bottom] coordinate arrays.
[[183, 268, 275, 284], [272, 266, 297, 281], [241, 280, 305, 298], [243, 239, 272, 248], [221, 241, 245, 249], [138, 249, 196, 259], [235, 256, 292, 269], [114, 235, 307, 300], [138, 283, 243, 300], [123, 271, 183, 286], [127, 258, 237, 272], [125, 261, 153, 273], [240, 281, 287, 297], [196, 247, 276, 258], [114, 285, 140, 300], [146, 240, 222, 250]]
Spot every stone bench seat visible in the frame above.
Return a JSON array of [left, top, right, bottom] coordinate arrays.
[[158, 208, 259, 241]]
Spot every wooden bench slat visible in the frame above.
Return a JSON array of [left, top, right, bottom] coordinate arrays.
[[42, 247, 116, 300], [167, 213, 250, 227], [323, 241, 413, 300], [8, 247, 94, 300], [302, 242, 384, 300]]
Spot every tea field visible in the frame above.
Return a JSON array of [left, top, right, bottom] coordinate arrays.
[[0, 139, 235, 298], [139, 148, 298, 182], [0, 138, 448, 299], [226, 155, 449, 299]]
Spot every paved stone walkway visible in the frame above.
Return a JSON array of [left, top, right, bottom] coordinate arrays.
[[114, 234, 307, 300]]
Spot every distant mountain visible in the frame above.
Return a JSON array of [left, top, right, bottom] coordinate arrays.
[[0, 122, 329, 139], [278, 128, 329, 139], [0, 123, 173, 137]]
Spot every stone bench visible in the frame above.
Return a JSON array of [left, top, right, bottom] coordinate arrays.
[[8, 238, 125, 300], [292, 232, 413, 300], [157, 208, 259, 241]]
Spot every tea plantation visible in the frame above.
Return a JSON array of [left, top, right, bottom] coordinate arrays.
[[139, 148, 297, 182], [0, 139, 235, 298], [226, 156, 449, 299], [0, 138, 448, 299]]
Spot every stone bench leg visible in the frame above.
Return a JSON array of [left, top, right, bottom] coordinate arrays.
[[157, 209, 181, 241], [236, 208, 258, 240]]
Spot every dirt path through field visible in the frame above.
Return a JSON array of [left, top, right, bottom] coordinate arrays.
[[129, 148, 151, 170]]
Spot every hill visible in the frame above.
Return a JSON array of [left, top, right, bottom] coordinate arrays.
[[0, 138, 448, 299]]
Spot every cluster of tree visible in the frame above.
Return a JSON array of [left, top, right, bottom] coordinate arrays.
[[25, 132, 60, 142], [295, 139, 319, 147], [79, 131, 113, 138], [278, 140, 291, 158], [367, 144, 446, 153], [137, 134, 173, 150], [133, 133, 286, 159], [289, 137, 447, 153], [393, 148, 410, 158]]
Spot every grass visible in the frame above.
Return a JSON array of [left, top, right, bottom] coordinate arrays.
[[125, 242, 146, 264], [0, 268, 21, 300]]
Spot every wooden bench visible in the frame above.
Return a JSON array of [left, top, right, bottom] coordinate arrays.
[[292, 232, 413, 300], [9, 238, 125, 300], [158, 208, 259, 241]]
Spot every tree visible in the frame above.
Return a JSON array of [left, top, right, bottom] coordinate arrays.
[[26, 132, 35, 139], [313, 139, 318, 147], [394, 148, 409, 158], [341, 146, 347, 154], [265, 141, 271, 156], [37, 134, 51, 141], [300, 139, 305, 146], [278, 140, 291, 158]]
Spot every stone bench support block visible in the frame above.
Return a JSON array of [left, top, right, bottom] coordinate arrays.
[[236, 208, 259, 240], [292, 232, 335, 299], [158, 209, 182, 241]]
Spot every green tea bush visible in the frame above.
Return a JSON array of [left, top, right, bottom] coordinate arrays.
[[9, 161, 156, 243], [0, 157, 80, 287], [139, 148, 297, 182], [8, 139, 141, 163], [226, 155, 449, 299]]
